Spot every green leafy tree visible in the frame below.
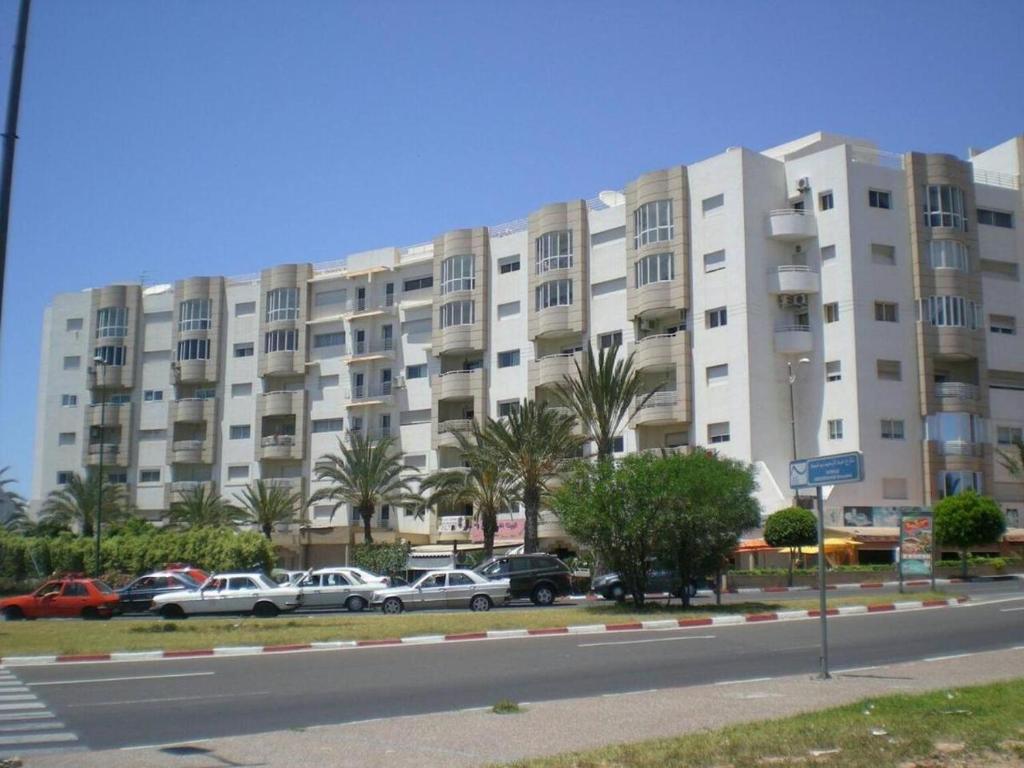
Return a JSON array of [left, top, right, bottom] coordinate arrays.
[[553, 456, 662, 607], [0, 467, 28, 532], [168, 485, 245, 530], [763, 506, 818, 587], [933, 490, 1007, 580], [235, 480, 303, 540], [309, 433, 418, 544], [40, 472, 129, 538], [553, 342, 658, 460], [478, 401, 583, 553], [420, 422, 517, 559]]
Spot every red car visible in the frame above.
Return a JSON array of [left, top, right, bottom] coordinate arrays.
[[165, 563, 209, 584], [0, 576, 120, 620]]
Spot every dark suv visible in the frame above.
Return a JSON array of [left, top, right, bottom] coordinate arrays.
[[475, 554, 573, 606]]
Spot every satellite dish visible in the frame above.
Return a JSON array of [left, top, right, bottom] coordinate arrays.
[[598, 190, 625, 207]]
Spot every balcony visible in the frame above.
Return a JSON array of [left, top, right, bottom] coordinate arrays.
[[632, 332, 685, 371], [774, 323, 813, 354], [435, 322, 476, 354], [348, 338, 395, 361], [530, 351, 581, 389], [164, 480, 215, 507], [259, 433, 301, 461], [934, 382, 979, 402], [86, 443, 120, 462], [767, 209, 817, 241], [435, 368, 483, 401], [533, 304, 574, 338], [260, 391, 302, 418], [263, 477, 303, 494], [767, 265, 820, 295], [632, 389, 682, 426], [170, 397, 215, 424], [348, 383, 393, 406], [436, 419, 473, 449], [933, 440, 984, 458], [170, 439, 210, 465], [88, 402, 130, 427], [346, 427, 393, 443]]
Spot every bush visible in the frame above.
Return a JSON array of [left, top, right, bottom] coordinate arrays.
[[352, 542, 410, 576]]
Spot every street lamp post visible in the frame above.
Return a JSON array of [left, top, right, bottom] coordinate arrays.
[[93, 356, 107, 576], [787, 357, 811, 505]]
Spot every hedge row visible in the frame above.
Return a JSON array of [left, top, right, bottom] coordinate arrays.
[[0, 528, 276, 581]]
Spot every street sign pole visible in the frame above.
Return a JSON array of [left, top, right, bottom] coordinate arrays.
[[816, 484, 830, 680]]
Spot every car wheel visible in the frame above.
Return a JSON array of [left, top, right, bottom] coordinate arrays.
[[346, 596, 367, 613], [2, 606, 24, 621], [253, 601, 279, 618], [470, 595, 492, 612], [531, 584, 556, 606], [610, 584, 626, 602], [81, 607, 99, 620], [382, 597, 403, 615], [160, 604, 185, 620]]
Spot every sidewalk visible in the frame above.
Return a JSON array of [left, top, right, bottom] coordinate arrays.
[[19, 646, 1024, 768]]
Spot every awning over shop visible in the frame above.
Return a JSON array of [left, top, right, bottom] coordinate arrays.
[[797, 537, 857, 556], [735, 538, 774, 553]]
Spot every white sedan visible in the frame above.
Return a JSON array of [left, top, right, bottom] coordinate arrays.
[[371, 569, 510, 614], [151, 573, 302, 619], [294, 568, 382, 612]]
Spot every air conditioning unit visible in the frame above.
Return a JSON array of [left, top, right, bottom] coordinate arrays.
[[394, 375, 406, 389], [796, 177, 811, 192], [791, 293, 809, 306]]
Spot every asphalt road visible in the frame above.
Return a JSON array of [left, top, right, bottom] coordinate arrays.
[[4, 589, 1023, 755]]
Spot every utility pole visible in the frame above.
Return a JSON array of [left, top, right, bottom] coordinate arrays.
[[0, 0, 32, 336]]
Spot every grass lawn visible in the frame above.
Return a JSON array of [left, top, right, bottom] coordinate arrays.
[[506, 679, 1024, 768], [0, 592, 953, 657]]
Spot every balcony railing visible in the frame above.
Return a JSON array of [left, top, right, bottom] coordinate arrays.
[[934, 440, 983, 457], [635, 390, 678, 409], [350, 383, 393, 400], [172, 440, 205, 451], [87, 443, 120, 454], [347, 427, 392, 441], [261, 435, 295, 447], [176, 396, 216, 403], [438, 368, 479, 378], [774, 323, 812, 334], [934, 382, 979, 401], [774, 264, 814, 274], [438, 419, 473, 434], [89, 401, 130, 409], [636, 332, 678, 345], [351, 338, 394, 355]]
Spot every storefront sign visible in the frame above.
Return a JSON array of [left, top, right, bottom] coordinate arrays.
[[899, 513, 934, 578], [470, 517, 525, 543]]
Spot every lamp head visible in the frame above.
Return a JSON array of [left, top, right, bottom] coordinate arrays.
[[798, 357, 811, 365]]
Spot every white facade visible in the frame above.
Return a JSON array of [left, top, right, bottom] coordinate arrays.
[[31, 132, 1024, 552]]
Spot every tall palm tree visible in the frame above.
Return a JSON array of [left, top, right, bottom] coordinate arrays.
[[420, 423, 517, 559], [0, 466, 28, 532], [40, 472, 128, 537], [235, 480, 303, 540], [478, 400, 583, 553], [309, 433, 417, 544], [169, 485, 244, 529], [554, 342, 659, 460]]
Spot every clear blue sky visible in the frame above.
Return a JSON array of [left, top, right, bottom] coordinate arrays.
[[0, 0, 1022, 496]]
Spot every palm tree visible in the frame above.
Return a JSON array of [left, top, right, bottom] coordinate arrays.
[[235, 480, 303, 540], [0, 466, 28, 532], [554, 342, 659, 460], [478, 400, 583, 553], [309, 433, 418, 544], [420, 423, 517, 559], [40, 472, 128, 537], [169, 485, 244, 529], [997, 437, 1024, 480]]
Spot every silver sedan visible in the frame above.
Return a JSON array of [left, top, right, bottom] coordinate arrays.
[[371, 569, 510, 614], [295, 568, 382, 612]]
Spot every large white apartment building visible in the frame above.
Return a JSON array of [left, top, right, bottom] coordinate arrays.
[[30, 131, 1024, 564]]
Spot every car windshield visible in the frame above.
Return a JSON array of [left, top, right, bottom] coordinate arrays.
[[346, 571, 366, 584], [253, 574, 278, 589]]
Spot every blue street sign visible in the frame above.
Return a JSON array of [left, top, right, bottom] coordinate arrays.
[[789, 452, 864, 489]]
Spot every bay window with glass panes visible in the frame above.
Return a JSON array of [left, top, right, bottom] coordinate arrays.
[[440, 254, 475, 294], [535, 279, 573, 310], [922, 185, 967, 230], [265, 287, 300, 322], [439, 300, 474, 328], [178, 299, 212, 332], [916, 295, 980, 329], [633, 199, 673, 248], [937, 470, 982, 498], [635, 252, 674, 287], [534, 231, 572, 274], [95, 307, 128, 338], [928, 240, 969, 272]]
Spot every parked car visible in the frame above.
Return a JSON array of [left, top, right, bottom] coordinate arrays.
[[271, 569, 307, 585], [295, 568, 382, 612], [116, 571, 200, 613], [151, 572, 302, 618], [164, 563, 210, 584], [335, 566, 391, 587], [591, 569, 710, 601], [371, 569, 509, 614], [475, 554, 573, 606], [1, 576, 120, 620]]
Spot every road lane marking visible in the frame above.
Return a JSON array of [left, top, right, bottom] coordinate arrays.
[[0, 695, 35, 703], [1000, 607, 1024, 613], [715, 677, 773, 686], [73, 690, 270, 707], [602, 689, 658, 697], [965, 596, 1024, 606], [28, 672, 215, 687], [0, 732, 78, 746], [0, 703, 44, 711], [0, 712, 55, 722], [0, 721, 65, 733], [121, 737, 218, 751], [578, 634, 715, 648]]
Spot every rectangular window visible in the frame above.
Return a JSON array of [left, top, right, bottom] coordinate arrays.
[[56, 471, 74, 485], [176, 338, 210, 361], [319, 374, 339, 388], [58, 432, 76, 446], [227, 465, 249, 482], [535, 279, 573, 310], [314, 289, 347, 307], [313, 332, 345, 349], [95, 345, 127, 366], [702, 250, 725, 273], [707, 421, 730, 444], [612, 436, 625, 454], [440, 254, 476, 294], [95, 306, 129, 338], [917, 295, 980, 329], [938, 470, 982, 498], [265, 288, 300, 322], [598, 331, 622, 350], [990, 315, 1017, 335], [61, 394, 78, 407], [980, 259, 1019, 280], [66, 317, 83, 331], [828, 419, 844, 440], [874, 302, 899, 322], [229, 425, 251, 440], [877, 360, 902, 381], [977, 208, 1013, 228], [498, 255, 520, 274], [825, 360, 842, 382], [701, 194, 724, 214], [312, 418, 344, 433], [534, 231, 573, 274], [636, 252, 675, 285], [233, 342, 254, 358], [821, 245, 836, 261], [868, 189, 892, 209], [404, 275, 434, 293], [497, 350, 520, 368], [403, 454, 426, 470], [139, 469, 161, 483], [497, 300, 520, 319], [143, 389, 163, 402], [881, 419, 905, 440], [871, 243, 896, 265], [439, 300, 475, 328], [178, 299, 212, 332], [139, 429, 166, 441], [405, 364, 427, 379], [63, 355, 80, 370], [819, 191, 834, 211], [997, 426, 1023, 445], [706, 363, 729, 384], [706, 307, 727, 328], [264, 329, 298, 353], [107, 471, 127, 485], [234, 301, 255, 317], [231, 382, 253, 397], [633, 199, 674, 248], [498, 400, 519, 418], [882, 478, 908, 500], [824, 302, 839, 323]]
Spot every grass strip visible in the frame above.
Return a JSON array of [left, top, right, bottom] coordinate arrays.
[[506, 679, 1024, 768], [0, 592, 952, 657]]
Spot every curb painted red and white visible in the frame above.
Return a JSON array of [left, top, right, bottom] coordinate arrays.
[[727, 578, 967, 594], [0, 597, 968, 668]]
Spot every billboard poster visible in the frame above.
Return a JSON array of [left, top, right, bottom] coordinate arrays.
[[470, 517, 525, 544], [899, 512, 934, 580]]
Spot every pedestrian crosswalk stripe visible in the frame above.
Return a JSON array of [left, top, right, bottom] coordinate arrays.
[[0, 668, 80, 755], [0, 721, 65, 733], [0, 695, 35, 702], [0, 702, 44, 711], [0, 712, 55, 722], [0, 732, 78, 746]]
